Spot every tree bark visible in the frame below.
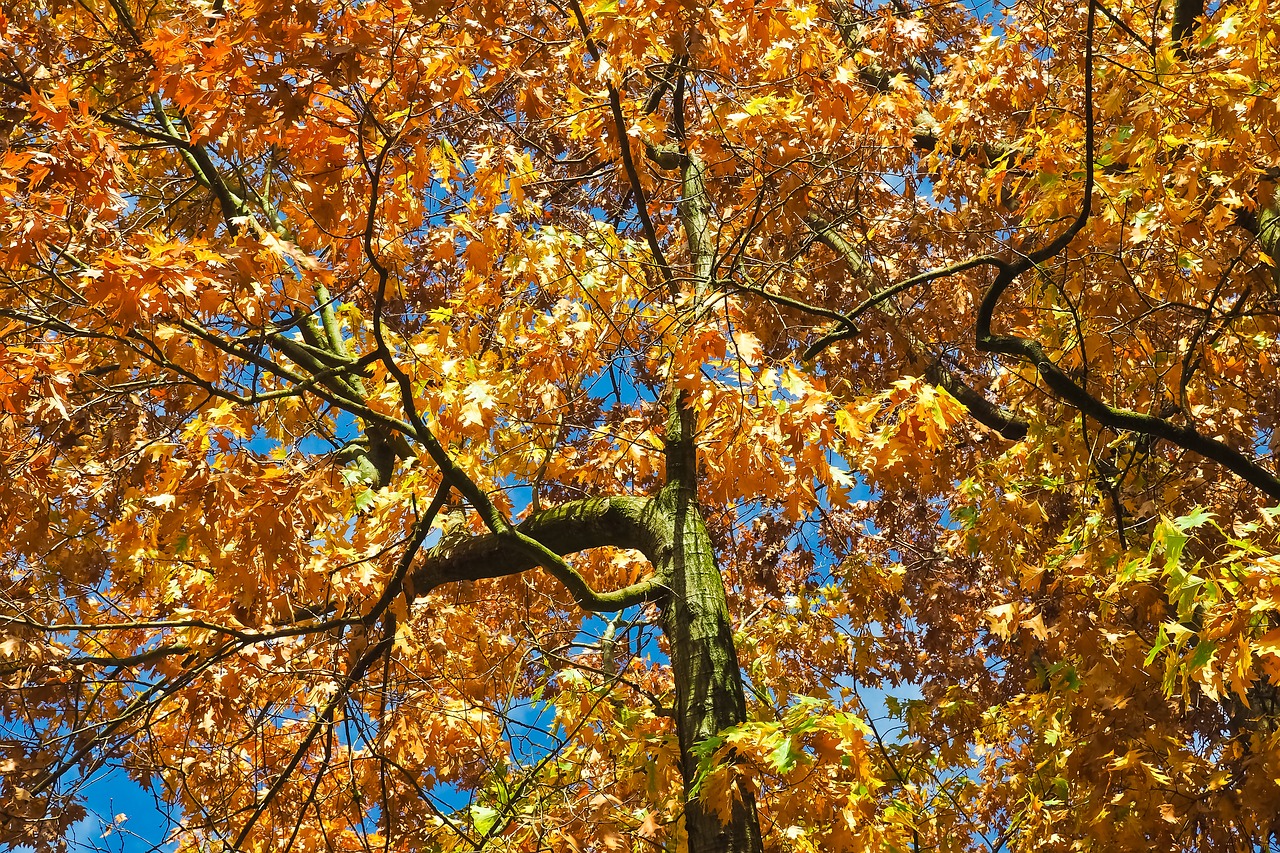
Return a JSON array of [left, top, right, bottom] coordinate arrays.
[[1171, 0, 1203, 56], [656, 480, 763, 853]]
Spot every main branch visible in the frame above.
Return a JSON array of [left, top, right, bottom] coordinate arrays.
[[410, 497, 674, 612]]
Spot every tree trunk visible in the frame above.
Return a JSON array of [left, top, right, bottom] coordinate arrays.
[[656, 481, 764, 853], [656, 145, 765, 849]]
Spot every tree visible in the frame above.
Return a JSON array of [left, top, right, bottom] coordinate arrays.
[[3, 0, 1280, 849]]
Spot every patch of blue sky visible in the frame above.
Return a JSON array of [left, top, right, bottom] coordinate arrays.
[[9, 767, 180, 853]]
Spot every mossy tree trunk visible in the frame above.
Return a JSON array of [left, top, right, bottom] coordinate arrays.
[[656, 480, 762, 853]]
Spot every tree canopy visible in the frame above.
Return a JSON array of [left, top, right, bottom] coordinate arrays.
[[3, 0, 1280, 849]]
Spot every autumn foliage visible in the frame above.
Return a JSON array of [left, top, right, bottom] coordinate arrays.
[[4, 0, 1280, 849]]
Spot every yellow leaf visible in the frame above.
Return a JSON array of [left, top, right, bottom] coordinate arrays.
[[1255, 628, 1280, 657]]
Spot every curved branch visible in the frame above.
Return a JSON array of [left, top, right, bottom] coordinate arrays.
[[410, 497, 674, 612], [922, 362, 1029, 442], [727, 278, 853, 328], [970, 1, 1280, 499], [803, 246, 1008, 360], [849, 255, 1007, 326], [980, 329, 1280, 498]]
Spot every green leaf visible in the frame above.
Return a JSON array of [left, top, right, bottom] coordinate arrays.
[[783, 695, 824, 730], [470, 805, 500, 835], [1187, 639, 1217, 670], [1145, 624, 1169, 666], [1175, 507, 1214, 530], [1151, 518, 1188, 570], [687, 731, 730, 798], [1047, 662, 1082, 691], [769, 737, 803, 773]]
